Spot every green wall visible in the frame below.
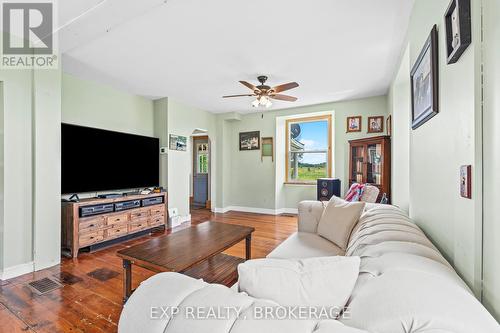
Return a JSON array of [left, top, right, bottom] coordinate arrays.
[[482, 0, 500, 320], [216, 95, 388, 212], [0, 49, 62, 278], [167, 99, 216, 218], [0, 68, 35, 276], [62, 73, 154, 136], [389, 0, 483, 297], [388, 45, 411, 214]]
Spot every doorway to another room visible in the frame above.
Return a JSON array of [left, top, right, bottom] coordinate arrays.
[[191, 135, 210, 211]]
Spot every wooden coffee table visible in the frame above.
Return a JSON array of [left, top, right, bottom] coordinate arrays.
[[116, 221, 254, 302]]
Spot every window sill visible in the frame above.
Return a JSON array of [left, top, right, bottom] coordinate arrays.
[[284, 182, 316, 186]]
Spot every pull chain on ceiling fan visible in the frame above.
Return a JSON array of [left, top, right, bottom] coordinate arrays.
[[223, 76, 299, 108]]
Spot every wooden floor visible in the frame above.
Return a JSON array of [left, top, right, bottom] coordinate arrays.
[[0, 209, 297, 333]]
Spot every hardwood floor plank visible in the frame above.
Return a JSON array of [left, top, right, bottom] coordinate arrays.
[[0, 209, 297, 333], [0, 303, 34, 333]]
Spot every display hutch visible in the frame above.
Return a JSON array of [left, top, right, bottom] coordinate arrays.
[[348, 135, 391, 202]]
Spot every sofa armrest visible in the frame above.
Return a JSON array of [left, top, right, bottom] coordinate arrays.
[[298, 201, 326, 233]]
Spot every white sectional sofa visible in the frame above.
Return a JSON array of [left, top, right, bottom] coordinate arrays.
[[119, 202, 500, 333]]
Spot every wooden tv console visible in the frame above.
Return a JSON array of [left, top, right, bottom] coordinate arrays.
[[61, 192, 168, 258]]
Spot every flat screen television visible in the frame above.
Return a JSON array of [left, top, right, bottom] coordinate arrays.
[[62, 123, 160, 194]]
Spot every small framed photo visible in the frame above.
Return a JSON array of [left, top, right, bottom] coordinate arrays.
[[346, 116, 362, 133], [169, 134, 187, 151], [411, 25, 439, 130], [460, 165, 472, 199], [445, 0, 471, 65], [386, 115, 392, 137], [261, 137, 274, 161], [239, 131, 260, 151], [367, 116, 384, 133]]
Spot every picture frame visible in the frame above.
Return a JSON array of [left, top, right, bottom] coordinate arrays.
[[386, 115, 392, 137], [444, 0, 471, 65], [346, 116, 362, 133], [367, 116, 384, 133], [169, 134, 187, 151], [411, 25, 439, 130], [239, 131, 260, 151], [261, 137, 274, 162]]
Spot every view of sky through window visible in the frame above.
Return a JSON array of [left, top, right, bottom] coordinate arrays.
[[293, 120, 328, 164]]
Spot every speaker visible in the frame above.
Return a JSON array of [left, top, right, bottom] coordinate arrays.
[[317, 178, 341, 201]]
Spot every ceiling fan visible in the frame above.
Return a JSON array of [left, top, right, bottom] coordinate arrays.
[[223, 76, 299, 108]]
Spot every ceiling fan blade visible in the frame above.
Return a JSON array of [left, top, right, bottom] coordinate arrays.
[[270, 94, 298, 102], [272, 82, 299, 93], [239, 81, 260, 92], [222, 94, 256, 98]]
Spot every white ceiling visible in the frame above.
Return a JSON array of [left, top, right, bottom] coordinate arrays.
[[59, 0, 414, 114]]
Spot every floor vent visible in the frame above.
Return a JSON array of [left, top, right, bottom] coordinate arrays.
[[27, 277, 62, 295]]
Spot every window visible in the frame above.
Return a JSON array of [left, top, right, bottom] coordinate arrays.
[[286, 115, 332, 183], [196, 143, 209, 174]]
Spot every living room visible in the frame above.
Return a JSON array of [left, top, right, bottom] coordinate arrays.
[[0, 0, 499, 332]]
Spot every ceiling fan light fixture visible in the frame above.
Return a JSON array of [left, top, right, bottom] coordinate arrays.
[[259, 96, 270, 106], [223, 76, 298, 109]]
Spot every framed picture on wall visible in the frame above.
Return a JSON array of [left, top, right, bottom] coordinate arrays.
[[346, 116, 362, 133], [368, 116, 384, 133], [410, 25, 439, 130], [169, 134, 187, 151], [261, 137, 274, 161], [239, 131, 260, 150], [445, 0, 471, 64]]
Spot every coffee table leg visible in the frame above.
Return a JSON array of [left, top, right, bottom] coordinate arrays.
[[245, 234, 252, 260], [123, 259, 132, 304]]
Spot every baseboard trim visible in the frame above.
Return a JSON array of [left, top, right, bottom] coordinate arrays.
[[34, 259, 60, 272], [281, 208, 299, 215], [0, 261, 34, 280], [213, 206, 298, 216], [213, 207, 230, 214], [180, 214, 191, 223]]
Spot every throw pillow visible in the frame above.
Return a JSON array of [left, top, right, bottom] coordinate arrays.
[[238, 256, 360, 309], [317, 199, 365, 250], [344, 183, 365, 202]]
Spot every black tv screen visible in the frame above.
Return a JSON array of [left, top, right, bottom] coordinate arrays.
[[62, 123, 160, 194]]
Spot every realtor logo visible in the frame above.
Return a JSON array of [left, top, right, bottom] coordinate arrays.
[[1, 1, 57, 68]]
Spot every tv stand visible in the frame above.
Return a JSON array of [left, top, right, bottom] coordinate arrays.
[[61, 192, 168, 258]]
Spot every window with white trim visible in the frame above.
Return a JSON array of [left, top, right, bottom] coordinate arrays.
[[285, 115, 332, 183]]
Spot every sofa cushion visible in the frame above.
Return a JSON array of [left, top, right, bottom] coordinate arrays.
[[313, 321, 370, 333], [297, 201, 326, 233], [118, 272, 207, 333], [230, 299, 318, 333], [238, 256, 360, 308], [341, 269, 500, 333], [165, 284, 254, 333], [267, 232, 344, 259], [317, 199, 365, 250]]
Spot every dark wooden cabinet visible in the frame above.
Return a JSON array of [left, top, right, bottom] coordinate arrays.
[[348, 136, 391, 202]]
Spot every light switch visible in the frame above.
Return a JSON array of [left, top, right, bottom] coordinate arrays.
[[460, 165, 471, 199]]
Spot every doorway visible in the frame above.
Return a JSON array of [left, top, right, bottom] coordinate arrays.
[[191, 136, 210, 210]]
